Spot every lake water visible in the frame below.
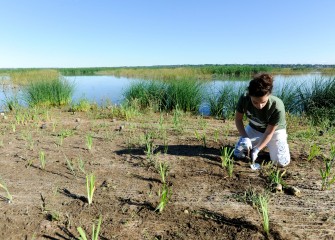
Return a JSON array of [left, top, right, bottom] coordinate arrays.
[[0, 73, 333, 113]]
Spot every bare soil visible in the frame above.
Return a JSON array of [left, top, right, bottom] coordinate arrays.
[[0, 108, 334, 240]]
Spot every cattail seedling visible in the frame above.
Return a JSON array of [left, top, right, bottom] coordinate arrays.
[[86, 173, 96, 205], [0, 177, 12, 203], [220, 146, 234, 168], [86, 133, 93, 151], [308, 143, 321, 161], [77, 215, 102, 240], [158, 162, 169, 184], [155, 184, 172, 213], [258, 194, 270, 235], [39, 151, 46, 169]]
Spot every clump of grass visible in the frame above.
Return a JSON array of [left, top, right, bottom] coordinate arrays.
[[77, 215, 102, 240], [297, 77, 335, 124], [206, 82, 247, 119], [123, 79, 204, 113], [164, 79, 203, 112], [220, 146, 234, 168], [123, 80, 166, 111], [70, 98, 92, 112], [274, 81, 301, 114], [308, 143, 321, 161], [22, 77, 74, 107]]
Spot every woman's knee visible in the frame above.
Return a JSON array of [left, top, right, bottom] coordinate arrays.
[[269, 139, 290, 167]]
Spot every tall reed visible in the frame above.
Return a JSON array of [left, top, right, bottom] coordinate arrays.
[[164, 79, 204, 112], [207, 82, 247, 119], [297, 77, 335, 124]]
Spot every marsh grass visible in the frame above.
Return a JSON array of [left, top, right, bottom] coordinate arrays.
[[297, 77, 335, 124], [165, 80, 203, 112], [9, 69, 59, 85], [274, 81, 301, 114], [123, 79, 203, 113], [22, 78, 74, 107], [100, 65, 272, 80], [207, 82, 247, 119]]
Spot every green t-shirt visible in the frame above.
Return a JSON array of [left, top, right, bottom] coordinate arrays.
[[236, 93, 286, 133]]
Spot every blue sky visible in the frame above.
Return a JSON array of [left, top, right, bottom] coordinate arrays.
[[1, 0, 334, 68]]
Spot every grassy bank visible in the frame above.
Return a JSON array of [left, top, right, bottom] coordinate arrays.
[[2, 65, 335, 84]]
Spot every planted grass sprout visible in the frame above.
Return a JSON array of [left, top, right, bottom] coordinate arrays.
[[39, 151, 46, 170], [220, 146, 234, 168], [0, 177, 13, 203], [155, 184, 172, 213], [77, 215, 102, 240], [86, 133, 93, 151], [86, 173, 96, 205], [258, 194, 270, 236]]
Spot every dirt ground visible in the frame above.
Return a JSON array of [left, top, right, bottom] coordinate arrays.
[[0, 107, 334, 240]]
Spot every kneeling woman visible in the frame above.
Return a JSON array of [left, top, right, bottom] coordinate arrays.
[[233, 73, 290, 167]]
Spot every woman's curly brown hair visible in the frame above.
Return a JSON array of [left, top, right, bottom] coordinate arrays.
[[248, 73, 274, 97]]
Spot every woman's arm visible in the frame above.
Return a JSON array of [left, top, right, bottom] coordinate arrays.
[[256, 124, 277, 150], [235, 111, 248, 138]]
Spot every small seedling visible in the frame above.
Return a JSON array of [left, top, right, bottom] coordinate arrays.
[[220, 146, 234, 168], [65, 156, 76, 177], [308, 143, 321, 161], [77, 215, 102, 240], [0, 177, 12, 203], [214, 129, 219, 142], [269, 168, 286, 186], [226, 158, 234, 178], [78, 157, 86, 174], [144, 131, 155, 158], [157, 162, 169, 184], [86, 173, 96, 205], [86, 133, 93, 151], [11, 123, 16, 133], [155, 184, 172, 213], [39, 151, 46, 170], [320, 157, 335, 190], [258, 194, 270, 236]]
